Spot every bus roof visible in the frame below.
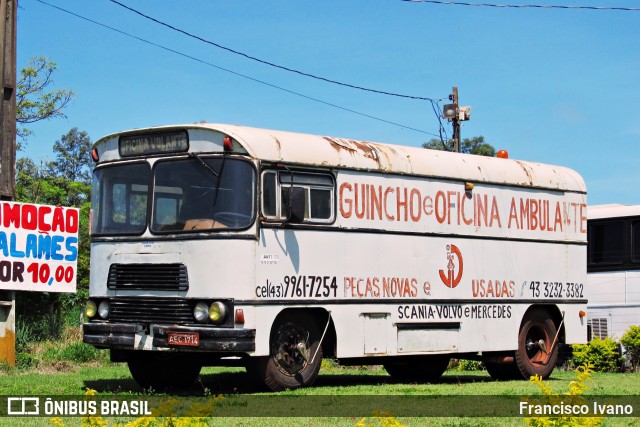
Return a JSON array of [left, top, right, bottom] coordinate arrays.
[[95, 123, 586, 193], [588, 204, 640, 220]]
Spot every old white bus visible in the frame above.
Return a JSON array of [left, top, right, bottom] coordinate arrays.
[[83, 124, 588, 390], [587, 204, 640, 340]]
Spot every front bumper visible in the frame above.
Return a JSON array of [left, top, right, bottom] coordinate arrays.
[[83, 322, 255, 352]]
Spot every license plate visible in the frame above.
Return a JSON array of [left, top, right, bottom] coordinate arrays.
[[167, 331, 199, 347]]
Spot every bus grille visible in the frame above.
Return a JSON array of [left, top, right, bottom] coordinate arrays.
[[107, 263, 189, 291], [109, 297, 193, 324]]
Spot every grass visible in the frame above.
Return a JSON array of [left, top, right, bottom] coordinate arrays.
[[1, 362, 640, 426], [6, 362, 639, 396]]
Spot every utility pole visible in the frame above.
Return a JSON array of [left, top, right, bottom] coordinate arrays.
[[451, 87, 460, 153], [442, 86, 471, 153], [0, 0, 16, 200], [0, 0, 17, 368]]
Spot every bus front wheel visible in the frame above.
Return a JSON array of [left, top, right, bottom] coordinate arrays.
[[252, 315, 323, 391], [514, 308, 559, 379]]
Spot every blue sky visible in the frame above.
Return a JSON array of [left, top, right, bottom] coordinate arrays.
[[18, 0, 640, 206]]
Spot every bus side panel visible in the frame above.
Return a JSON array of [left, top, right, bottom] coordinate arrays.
[[627, 271, 640, 304], [588, 271, 626, 306], [588, 271, 640, 340], [255, 228, 586, 357]]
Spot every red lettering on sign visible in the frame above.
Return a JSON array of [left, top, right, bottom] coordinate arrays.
[[1, 202, 78, 234], [337, 181, 586, 236]]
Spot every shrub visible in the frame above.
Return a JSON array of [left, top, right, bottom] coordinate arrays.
[[59, 342, 101, 363], [620, 325, 640, 371], [41, 342, 64, 361], [523, 364, 603, 427], [356, 411, 407, 427], [15, 321, 37, 353], [16, 292, 65, 340], [15, 352, 36, 369], [457, 359, 484, 371], [571, 337, 622, 372]]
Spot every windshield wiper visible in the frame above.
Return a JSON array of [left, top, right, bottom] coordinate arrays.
[[189, 152, 228, 212], [189, 152, 219, 177]]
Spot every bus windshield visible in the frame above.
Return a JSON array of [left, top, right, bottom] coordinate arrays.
[[91, 157, 255, 235]]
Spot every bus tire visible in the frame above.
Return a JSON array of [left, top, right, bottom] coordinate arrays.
[[384, 355, 449, 381], [514, 308, 559, 379], [257, 315, 323, 391], [127, 353, 202, 390]]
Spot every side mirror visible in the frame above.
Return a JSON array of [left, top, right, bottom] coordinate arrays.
[[286, 186, 305, 223]]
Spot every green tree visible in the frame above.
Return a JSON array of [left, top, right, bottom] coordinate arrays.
[[15, 128, 93, 340], [17, 128, 92, 207], [422, 136, 496, 157], [12, 57, 79, 345], [15, 158, 66, 205], [51, 128, 92, 184], [16, 57, 75, 147], [48, 128, 92, 207]]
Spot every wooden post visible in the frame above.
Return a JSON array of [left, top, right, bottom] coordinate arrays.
[[451, 86, 460, 153], [0, 0, 16, 200], [0, 0, 17, 367]]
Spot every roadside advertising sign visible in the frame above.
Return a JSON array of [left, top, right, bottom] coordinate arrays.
[[0, 201, 79, 293]]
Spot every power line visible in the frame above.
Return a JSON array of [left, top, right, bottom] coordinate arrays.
[[400, 0, 640, 12], [32, 0, 442, 138], [107, 0, 443, 103]]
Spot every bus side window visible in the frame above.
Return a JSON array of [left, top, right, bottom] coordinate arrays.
[[262, 171, 277, 217], [261, 169, 334, 223], [588, 220, 625, 265], [632, 220, 640, 263], [310, 188, 332, 219]]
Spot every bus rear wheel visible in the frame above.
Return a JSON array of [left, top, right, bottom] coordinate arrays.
[[127, 352, 202, 390], [253, 315, 323, 391], [384, 355, 450, 381], [514, 308, 559, 379]]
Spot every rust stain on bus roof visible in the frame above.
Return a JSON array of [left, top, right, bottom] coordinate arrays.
[[350, 140, 380, 162], [322, 136, 389, 169], [272, 136, 283, 159], [323, 136, 355, 153], [515, 160, 535, 186]]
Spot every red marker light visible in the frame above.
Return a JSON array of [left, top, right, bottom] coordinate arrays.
[[223, 136, 233, 151], [91, 149, 99, 162], [235, 309, 245, 324], [497, 149, 509, 159]]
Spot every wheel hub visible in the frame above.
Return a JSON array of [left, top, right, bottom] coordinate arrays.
[[525, 328, 551, 365], [272, 325, 309, 375]]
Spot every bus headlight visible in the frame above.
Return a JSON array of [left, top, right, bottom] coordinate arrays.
[[194, 302, 210, 323], [209, 301, 227, 323], [98, 300, 110, 319], [85, 300, 97, 318]]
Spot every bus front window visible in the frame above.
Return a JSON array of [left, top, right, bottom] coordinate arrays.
[[151, 157, 255, 232], [92, 163, 150, 235]]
